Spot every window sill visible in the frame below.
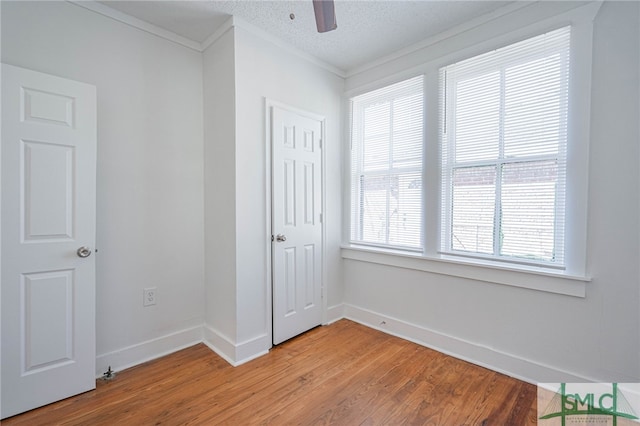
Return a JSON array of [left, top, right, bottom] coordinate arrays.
[[341, 245, 590, 297]]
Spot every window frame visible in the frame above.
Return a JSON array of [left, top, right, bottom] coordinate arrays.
[[439, 27, 571, 269], [342, 2, 599, 297], [349, 76, 425, 251]]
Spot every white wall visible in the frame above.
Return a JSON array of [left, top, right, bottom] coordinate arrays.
[[6, 0, 632, 386], [1, 1, 206, 373], [202, 28, 238, 356], [587, 0, 640, 380], [342, 1, 640, 383], [234, 24, 344, 344], [1, 1, 343, 372], [200, 22, 344, 363]]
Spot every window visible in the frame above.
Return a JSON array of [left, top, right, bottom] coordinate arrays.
[[347, 25, 584, 276], [344, 5, 598, 294], [349, 76, 424, 250], [440, 27, 571, 267]]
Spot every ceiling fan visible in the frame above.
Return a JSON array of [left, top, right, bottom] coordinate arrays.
[[312, 0, 337, 33]]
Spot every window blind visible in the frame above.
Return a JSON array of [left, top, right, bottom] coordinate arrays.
[[350, 76, 424, 250], [440, 27, 570, 266]]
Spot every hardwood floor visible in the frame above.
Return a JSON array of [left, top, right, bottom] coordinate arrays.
[[3, 320, 538, 425]]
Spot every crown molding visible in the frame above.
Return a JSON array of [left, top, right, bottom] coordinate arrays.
[[68, 1, 202, 52], [201, 15, 235, 51], [229, 16, 346, 78], [346, 1, 534, 78], [67, 1, 564, 81], [68, 1, 346, 78], [346, 1, 603, 79]]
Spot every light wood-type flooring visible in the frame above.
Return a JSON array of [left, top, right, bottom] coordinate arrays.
[[3, 319, 538, 425]]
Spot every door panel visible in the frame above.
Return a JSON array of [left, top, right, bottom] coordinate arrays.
[[303, 244, 316, 308], [303, 162, 315, 225], [272, 106, 323, 345], [1, 64, 97, 419], [284, 247, 297, 315], [23, 270, 74, 372], [284, 159, 296, 226], [22, 140, 75, 241]]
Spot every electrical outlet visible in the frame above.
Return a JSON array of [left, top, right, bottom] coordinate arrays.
[[143, 287, 157, 307]]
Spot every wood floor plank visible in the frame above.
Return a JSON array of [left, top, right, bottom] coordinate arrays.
[[3, 320, 538, 425], [172, 327, 392, 425], [268, 339, 412, 425]]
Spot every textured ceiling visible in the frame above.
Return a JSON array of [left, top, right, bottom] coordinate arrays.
[[98, 1, 514, 73]]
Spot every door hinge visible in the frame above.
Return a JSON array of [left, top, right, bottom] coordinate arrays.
[[319, 139, 323, 149], [319, 213, 323, 223]]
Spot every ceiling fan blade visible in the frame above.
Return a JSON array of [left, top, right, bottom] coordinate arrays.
[[312, 0, 337, 33]]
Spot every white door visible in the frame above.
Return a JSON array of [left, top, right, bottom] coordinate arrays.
[[272, 106, 323, 345], [1, 64, 97, 419]]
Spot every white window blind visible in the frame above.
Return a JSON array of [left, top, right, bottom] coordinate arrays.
[[350, 76, 424, 250], [440, 27, 570, 266]]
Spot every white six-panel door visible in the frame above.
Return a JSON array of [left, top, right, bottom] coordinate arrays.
[[272, 106, 323, 345], [1, 64, 97, 418]]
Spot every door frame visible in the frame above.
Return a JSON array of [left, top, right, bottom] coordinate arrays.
[[264, 98, 328, 346]]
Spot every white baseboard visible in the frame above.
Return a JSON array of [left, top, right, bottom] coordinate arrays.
[[325, 303, 345, 324], [95, 325, 203, 377], [202, 324, 238, 366], [95, 305, 609, 387], [343, 303, 591, 385], [202, 324, 270, 366], [236, 333, 270, 365]]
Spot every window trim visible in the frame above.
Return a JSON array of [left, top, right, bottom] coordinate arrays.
[[342, 2, 600, 295], [341, 244, 589, 298], [349, 75, 425, 250], [439, 26, 571, 267]]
